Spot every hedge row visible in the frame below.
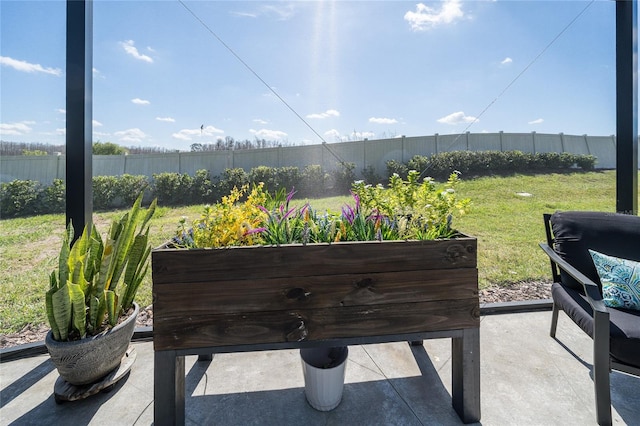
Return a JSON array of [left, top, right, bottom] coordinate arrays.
[[386, 150, 597, 181], [0, 151, 598, 218], [0, 164, 356, 218]]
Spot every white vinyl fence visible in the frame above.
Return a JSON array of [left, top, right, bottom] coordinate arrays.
[[0, 132, 619, 184]]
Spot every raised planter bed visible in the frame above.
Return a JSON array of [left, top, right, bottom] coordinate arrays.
[[152, 236, 480, 425]]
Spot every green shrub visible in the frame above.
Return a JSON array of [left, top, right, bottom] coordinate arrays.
[[153, 172, 194, 206], [386, 160, 409, 180], [0, 179, 41, 217], [248, 166, 301, 194], [93, 176, 119, 210], [116, 175, 149, 206], [299, 165, 326, 198], [216, 168, 248, 199], [192, 169, 215, 203], [329, 162, 356, 195], [249, 166, 278, 193], [575, 154, 597, 170], [40, 179, 65, 213], [361, 165, 383, 185], [406, 156, 430, 177], [276, 167, 301, 193], [394, 150, 599, 180]]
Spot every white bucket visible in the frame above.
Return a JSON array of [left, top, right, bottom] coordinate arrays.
[[300, 347, 348, 411]]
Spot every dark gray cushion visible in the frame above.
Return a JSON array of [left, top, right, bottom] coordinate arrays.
[[550, 211, 640, 292], [552, 283, 640, 368]]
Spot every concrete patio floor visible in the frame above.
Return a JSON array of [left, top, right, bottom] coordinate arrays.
[[1, 310, 639, 425]]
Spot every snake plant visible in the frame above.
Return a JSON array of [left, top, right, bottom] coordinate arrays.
[[46, 193, 156, 341]]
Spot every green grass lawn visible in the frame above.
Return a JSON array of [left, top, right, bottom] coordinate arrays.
[[0, 170, 632, 334]]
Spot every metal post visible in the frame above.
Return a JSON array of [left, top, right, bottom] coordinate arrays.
[[616, 0, 638, 215], [451, 327, 481, 423], [154, 351, 186, 426], [66, 0, 93, 240]]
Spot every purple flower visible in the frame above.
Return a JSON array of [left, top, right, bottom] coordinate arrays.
[[342, 204, 355, 224], [281, 206, 297, 222], [245, 227, 266, 235], [286, 187, 297, 204], [350, 191, 361, 212]]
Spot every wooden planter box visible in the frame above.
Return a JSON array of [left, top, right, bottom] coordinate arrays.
[[152, 236, 480, 425]]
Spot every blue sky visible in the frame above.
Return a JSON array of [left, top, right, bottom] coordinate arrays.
[[0, 0, 625, 151]]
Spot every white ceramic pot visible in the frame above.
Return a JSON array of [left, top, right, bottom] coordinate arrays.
[[300, 346, 348, 411]]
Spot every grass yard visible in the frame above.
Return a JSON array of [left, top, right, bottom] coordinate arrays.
[[0, 170, 632, 334]]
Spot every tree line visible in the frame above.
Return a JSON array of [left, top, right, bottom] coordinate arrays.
[[0, 137, 295, 156]]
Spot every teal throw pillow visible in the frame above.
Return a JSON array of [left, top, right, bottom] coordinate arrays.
[[589, 249, 640, 311]]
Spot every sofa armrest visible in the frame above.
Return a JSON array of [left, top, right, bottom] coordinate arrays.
[[539, 242, 608, 314]]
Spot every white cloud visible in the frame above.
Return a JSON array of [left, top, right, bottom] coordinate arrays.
[[172, 125, 224, 141], [56, 128, 66, 136], [156, 116, 175, 122], [249, 128, 288, 140], [437, 111, 477, 125], [56, 108, 66, 114], [232, 3, 296, 20], [404, 0, 464, 31], [92, 68, 105, 79], [323, 129, 375, 142], [253, 118, 268, 125], [230, 11, 258, 18], [501, 57, 513, 65], [0, 121, 34, 136], [528, 118, 544, 125], [0, 56, 62, 76], [120, 40, 153, 63], [324, 129, 341, 140], [172, 132, 192, 141], [352, 131, 375, 140], [306, 109, 340, 119], [369, 117, 398, 124], [131, 98, 150, 105], [114, 128, 148, 143], [93, 120, 103, 127], [261, 4, 296, 20]]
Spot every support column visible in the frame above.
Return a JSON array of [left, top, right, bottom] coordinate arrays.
[[451, 327, 481, 423], [616, 0, 638, 215], [154, 351, 186, 426], [66, 0, 93, 240]]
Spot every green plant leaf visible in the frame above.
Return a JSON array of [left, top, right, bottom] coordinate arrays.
[[69, 282, 86, 338], [121, 230, 149, 312], [58, 223, 72, 288], [51, 283, 71, 341], [87, 294, 100, 334], [105, 290, 117, 327], [90, 292, 108, 333], [45, 278, 61, 341], [84, 225, 103, 287], [94, 239, 114, 295]]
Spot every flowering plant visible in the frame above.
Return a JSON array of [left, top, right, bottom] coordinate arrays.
[[174, 171, 470, 248], [175, 184, 266, 248]]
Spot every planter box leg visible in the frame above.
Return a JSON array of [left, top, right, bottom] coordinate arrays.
[[452, 328, 481, 424], [154, 350, 185, 426]]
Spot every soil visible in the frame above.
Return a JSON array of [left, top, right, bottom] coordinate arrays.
[[0, 283, 552, 350], [0, 305, 155, 350]]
